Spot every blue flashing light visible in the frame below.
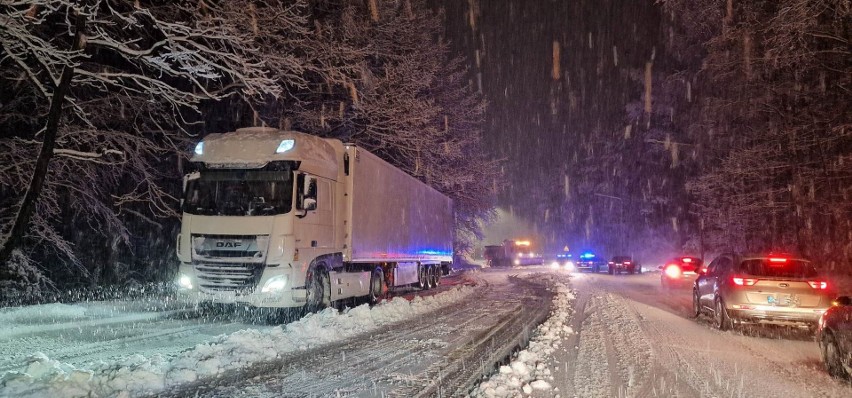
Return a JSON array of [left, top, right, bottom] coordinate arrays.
[[417, 249, 453, 256], [580, 252, 596, 259], [194, 141, 204, 155], [276, 139, 295, 153]]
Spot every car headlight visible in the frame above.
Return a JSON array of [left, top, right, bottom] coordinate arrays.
[[261, 275, 288, 293], [564, 261, 575, 270], [178, 273, 193, 290], [550, 261, 560, 269], [514, 259, 521, 265]]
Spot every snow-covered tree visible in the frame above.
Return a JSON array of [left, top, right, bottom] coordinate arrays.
[[660, 0, 852, 269], [0, 0, 281, 285]]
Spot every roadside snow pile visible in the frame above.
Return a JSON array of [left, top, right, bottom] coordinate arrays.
[[0, 303, 88, 324], [470, 280, 575, 397], [0, 286, 473, 398]]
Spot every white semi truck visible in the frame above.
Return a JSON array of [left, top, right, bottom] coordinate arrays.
[[176, 127, 454, 310]]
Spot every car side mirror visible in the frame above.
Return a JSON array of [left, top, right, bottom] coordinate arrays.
[[833, 296, 851, 306]]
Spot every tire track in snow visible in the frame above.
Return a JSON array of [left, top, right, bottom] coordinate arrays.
[[168, 273, 555, 398]]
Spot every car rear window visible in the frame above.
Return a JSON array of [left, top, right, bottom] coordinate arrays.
[[612, 256, 631, 262], [739, 259, 818, 278]]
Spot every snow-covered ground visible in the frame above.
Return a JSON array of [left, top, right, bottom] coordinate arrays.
[[470, 279, 576, 397], [1, 286, 474, 397], [3, 268, 851, 398]]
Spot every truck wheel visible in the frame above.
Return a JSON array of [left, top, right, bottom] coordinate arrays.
[[418, 265, 429, 289], [306, 268, 331, 312], [431, 265, 440, 287], [368, 267, 385, 305], [424, 265, 435, 289]]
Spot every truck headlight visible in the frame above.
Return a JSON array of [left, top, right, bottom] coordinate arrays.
[[178, 273, 193, 290], [261, 275, 288, 293]]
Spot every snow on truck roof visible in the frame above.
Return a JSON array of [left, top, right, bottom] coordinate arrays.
[[191, 127, 340, 178]]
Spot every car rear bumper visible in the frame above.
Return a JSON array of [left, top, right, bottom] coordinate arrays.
[[728, 306, 827, 325]]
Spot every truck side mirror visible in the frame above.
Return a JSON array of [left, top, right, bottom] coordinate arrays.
[[303, 197, 317, 211]]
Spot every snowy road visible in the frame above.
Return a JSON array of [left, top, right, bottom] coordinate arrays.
[[165, 270, 554, 397], [0, 269, 558, 397], [3, 268, 852, 397], [527, 271, 852, 398]]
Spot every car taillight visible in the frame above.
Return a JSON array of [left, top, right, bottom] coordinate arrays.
[[808, 281, 828, 290], [624, 261, 631, 265], [664, 265, 681, 278], [608, 262, 614, 265], [768, 257, 787, 263], [731, 276, 758, 286]]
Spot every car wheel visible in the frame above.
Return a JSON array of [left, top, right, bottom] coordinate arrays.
[[692, 289, 701, 317], [608, 266, 614, 275], [822, 331, 850, 379], [368, 267, 385, 305], [714, 297, 731, 331], [629, 267, 635, 275]]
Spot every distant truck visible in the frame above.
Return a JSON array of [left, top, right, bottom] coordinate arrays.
[[176, 128, 454, 310], [483, 239, 542, 267]]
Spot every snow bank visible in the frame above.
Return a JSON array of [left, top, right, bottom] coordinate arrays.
[[470, 278, 575, 397], [0, 303, 88, 325], [0, 286, 472, 398]]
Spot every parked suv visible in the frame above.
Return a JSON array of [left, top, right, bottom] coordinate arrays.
[[817, 296, 852, 380], [693, 254, 834, 330], [608, 256, 639, 274]]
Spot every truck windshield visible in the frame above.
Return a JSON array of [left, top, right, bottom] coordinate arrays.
[[183, 170, 293, 216]]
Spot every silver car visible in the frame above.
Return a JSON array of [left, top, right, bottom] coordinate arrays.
[[693, 253, 834, 330]]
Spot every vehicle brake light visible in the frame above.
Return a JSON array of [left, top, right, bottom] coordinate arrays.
[[682, 257, 692, 263], [808, 281, 828, 290], [768, 257, 787, 263], [732, 276, 758, 286], [608, 262, 614, 265], [664, 265, 681, 279], [624, 261, 631, 265]]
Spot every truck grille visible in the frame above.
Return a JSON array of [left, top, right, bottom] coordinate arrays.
[[194, 262, 264, 293]]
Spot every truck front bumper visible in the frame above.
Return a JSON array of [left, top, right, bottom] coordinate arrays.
[[177, 262, 307, 308]]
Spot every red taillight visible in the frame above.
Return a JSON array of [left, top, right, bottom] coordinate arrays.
[[682, 257, 693, 263], [664, 265, 681, 278], [732, 276, 758, 286], [768, 257, 787, 263], [808, 281, 828, 290], [624, 261, 631, 265], [608, 262, 614, 265]]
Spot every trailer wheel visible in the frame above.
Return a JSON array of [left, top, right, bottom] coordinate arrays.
[[368, 267, 386, 305], [418, 264, 429, 289], [306, 267, 331, 312], [424, 265, 435, 290], [430, 265, 440, 287]]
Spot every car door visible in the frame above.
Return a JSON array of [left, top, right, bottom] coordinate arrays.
[[697, 258, 719, 309], [712, 256, 734, 301]]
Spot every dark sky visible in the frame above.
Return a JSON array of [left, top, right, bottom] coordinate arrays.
[[432, 0, 664, 246]]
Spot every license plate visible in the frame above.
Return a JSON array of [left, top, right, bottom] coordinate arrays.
[[768, 295, 794, 306]]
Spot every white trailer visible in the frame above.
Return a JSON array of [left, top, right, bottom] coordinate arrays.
[[176, 127, 454, 309]]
